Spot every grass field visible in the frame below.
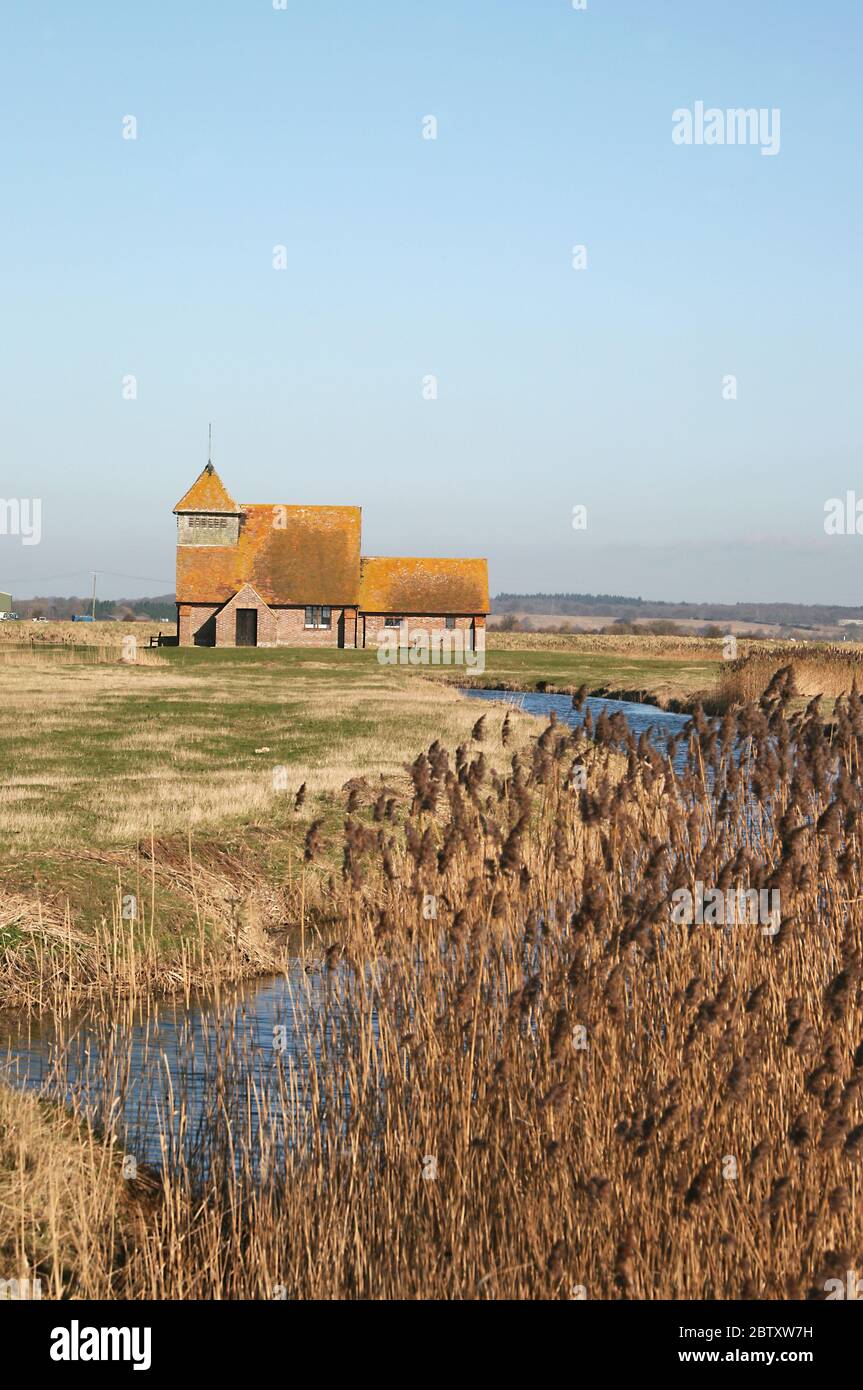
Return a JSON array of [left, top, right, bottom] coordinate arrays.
[[2, 645, 527, 851], [0, 635, 721, 854], [455, 638, 720, 706], [0, 642, 547, 1005], [3, 630, 856, 1007]]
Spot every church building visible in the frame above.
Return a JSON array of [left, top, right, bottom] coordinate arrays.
[[174, 464, 489, 649]]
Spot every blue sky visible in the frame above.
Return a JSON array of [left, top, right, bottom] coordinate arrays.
[[1, 0, 861, 604]]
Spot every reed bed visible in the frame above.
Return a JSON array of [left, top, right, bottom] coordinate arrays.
[[0, 643, 167, 668], [0, 621, 171, 647], [720, 645, 863, 705], [4, 676, 863, 1300]]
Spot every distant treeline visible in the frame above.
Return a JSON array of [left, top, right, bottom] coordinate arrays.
[[493, 593, 863, 626], [11, 593, 176, 620]]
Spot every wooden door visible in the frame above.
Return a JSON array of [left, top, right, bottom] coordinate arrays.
[[235, 609, 258, 647]]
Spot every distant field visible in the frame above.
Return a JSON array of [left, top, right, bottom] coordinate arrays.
[[487, 630, 722, 656], [488, 611, 845, 639], [469, 631, 863, 707], [464, 641, 719, 707]]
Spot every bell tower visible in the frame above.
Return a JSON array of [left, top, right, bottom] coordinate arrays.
[[173, 461, 242, 547]]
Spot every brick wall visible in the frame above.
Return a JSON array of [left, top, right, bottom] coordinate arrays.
[[178, 601, 359, 648], [179, 603, 219, 646], [274, 607, 357, 647], [215, 597, 278, 648], [361, 614, 479, 649], [182, 600, 490, 652]]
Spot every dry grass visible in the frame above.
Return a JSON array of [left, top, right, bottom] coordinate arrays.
[[487, 631, 729, 658], [0, 620, 172, 647], [0, 655, 536, 851], [0, 849, 292, 1012], [720, 646, 863, 705], [0, 645, 168, 669], [0, 650, 542, 1007], [0, 1082, 143, 1299], [5, 682, 863, 1298]]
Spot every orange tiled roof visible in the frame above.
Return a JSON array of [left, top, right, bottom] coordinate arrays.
[[174, 464, 240, 514], [177, 503, 362, 606], [359, 556, 489, 615]]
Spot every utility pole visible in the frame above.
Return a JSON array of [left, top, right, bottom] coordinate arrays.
[[91, 571, 97, 621]]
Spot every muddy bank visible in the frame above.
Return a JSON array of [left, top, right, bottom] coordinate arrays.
[[458, 675, 722, 714]]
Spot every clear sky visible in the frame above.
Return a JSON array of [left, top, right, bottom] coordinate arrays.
[[1, 0, 861, 604]]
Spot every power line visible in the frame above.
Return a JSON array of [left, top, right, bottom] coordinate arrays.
[[98, 571, 175, 585], [1, 569, 174, 587], [0, 571, 92, 583]]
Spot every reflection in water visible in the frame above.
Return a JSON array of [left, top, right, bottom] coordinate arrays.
[[2, 692, 687, 1174], [1, 964, 349, 1174], [463, 686, 691, 758]]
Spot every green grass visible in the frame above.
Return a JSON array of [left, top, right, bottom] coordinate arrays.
[[440, 645, 719, 705], [1, 643, 716, 856], [0, 639, 720, 992], [162, 641, 717, 698], [0, 646, 516, 975]]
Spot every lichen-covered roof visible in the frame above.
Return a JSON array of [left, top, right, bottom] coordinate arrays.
[[176, 504, 362, 606], [174, 464, 240, 514], [359, 556, 489, 614]]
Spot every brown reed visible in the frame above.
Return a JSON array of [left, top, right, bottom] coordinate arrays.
[[4, 686, 863, 1300]]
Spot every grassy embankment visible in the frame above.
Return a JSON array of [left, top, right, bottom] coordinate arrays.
[[456, 630, 723, 707], [468, 632, 863, 714]]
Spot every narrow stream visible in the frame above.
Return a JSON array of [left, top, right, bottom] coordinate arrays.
[[1, 691, 690, 1171], [1, 965, 333, 1171], [462, 686, 690, 750]]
